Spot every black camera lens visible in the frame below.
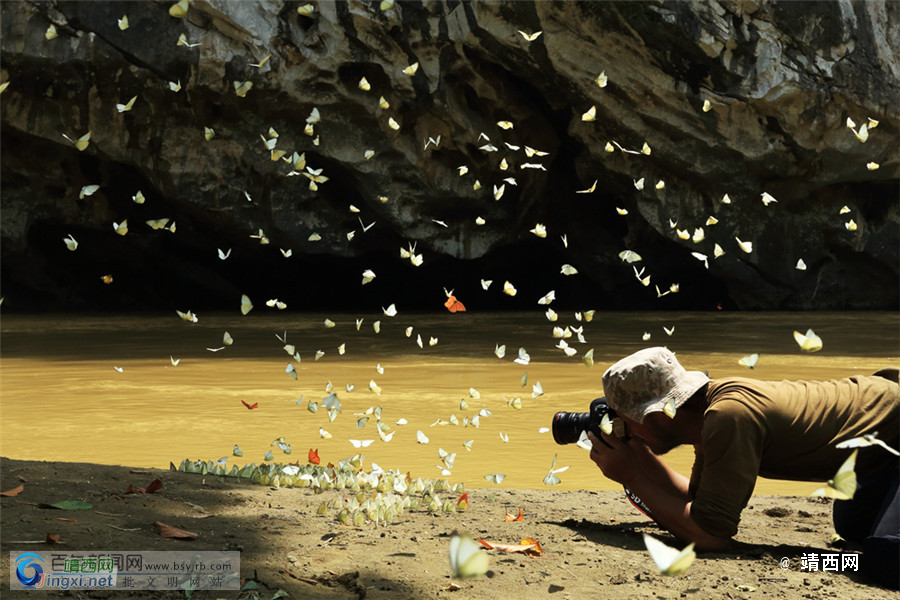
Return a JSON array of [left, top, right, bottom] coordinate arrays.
[[551, 397, 614, 445], [551, 411, 591, 445]]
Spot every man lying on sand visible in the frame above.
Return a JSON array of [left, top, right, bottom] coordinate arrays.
[[587, 347, 899, 588]]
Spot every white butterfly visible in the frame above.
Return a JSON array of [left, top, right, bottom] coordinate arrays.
[[514, 347, 530, 365], [63, 234, 78, 251], [218, 248, 231, 260], [449, 534, 489, 579], [643, 534, 696, 576], [499, 432, 509, 443], [537, 290, 556, 305], [349, 439, 374, 448], [484, 473, 506, 484], [835, 432, 899, 457], [383, 303, 398, 317], [543, 453, 569, 486], [664, 326, 675, 336], [738, 353, 759, 369], [416, 430, 429, 444], [494, 344, 506, 359], [170, 356, 180, 366], [532, 382, 543, 398], [481, 279, 493, 290]]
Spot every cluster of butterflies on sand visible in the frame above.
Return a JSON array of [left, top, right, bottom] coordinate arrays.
[[19, 0, 890, 579]]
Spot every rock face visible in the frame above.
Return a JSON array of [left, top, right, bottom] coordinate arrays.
[[1, 0, 897, 311]]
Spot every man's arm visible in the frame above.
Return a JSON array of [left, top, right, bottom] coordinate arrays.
[[587, 431, 730, 551]]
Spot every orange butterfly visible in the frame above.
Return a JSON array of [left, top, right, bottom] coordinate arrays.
[[241, 400, 258, 410], [444, 295, 466, 312], [505, 507, 524, 522], [308, 448, 320, 465]]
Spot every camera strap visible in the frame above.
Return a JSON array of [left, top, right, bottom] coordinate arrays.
[[623, 486, 658, 524]]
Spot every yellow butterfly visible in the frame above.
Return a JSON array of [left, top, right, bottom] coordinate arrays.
[[168, 80, 181, 92], [117, 15, 129, 30], [530, 223, 547, 238], [449, 534, 489, 578], [0, 81, 9, 94], [793, 329, 822, 352], [812, 450, 858, 500], [702, 99, 711, 112], [497, 120, 514, 130], [297, 4, 315, 16], [177, 33, 200, 48], [503, 281, 517, 296], [643, 534, 695, 576], [240, 294, 253, 315], [713, 243, 725, 258], [116, 95, 137, 113], [576, 180, 597, 194], [596, 71, 608, 88], [62, 131, 91, 151], [583, 348, 594, 368], [735, 237, 752, 254], [663, 398, 677, 419], [402, 62, 419, 76], [380, 0, 395, 11], [234, 81, 253, 97], [169, 0, 189, 18], [113, 220, 128, 236], [45, 24, 58, 40], [581, 105, 596, 122], [641, 142, 652, 155], [388, 117, 400, 130], [867, 162, 880, 171], [560, 264, 578, 275]]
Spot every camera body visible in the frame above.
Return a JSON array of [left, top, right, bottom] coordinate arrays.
[[551, 397, 616, 445]]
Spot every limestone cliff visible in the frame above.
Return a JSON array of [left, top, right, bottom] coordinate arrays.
[[1, 0, 897, 311]]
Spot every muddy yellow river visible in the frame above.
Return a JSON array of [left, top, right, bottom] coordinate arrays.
[[2, 311, 896, 495]]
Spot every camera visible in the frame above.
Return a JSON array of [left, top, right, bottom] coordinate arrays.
[[551, 397, 616, 445]]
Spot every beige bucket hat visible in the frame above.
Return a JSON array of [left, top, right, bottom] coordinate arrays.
[[602, 347, 709, 423]]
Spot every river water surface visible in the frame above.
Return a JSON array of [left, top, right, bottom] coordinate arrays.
[[2, 310, 896, 495]]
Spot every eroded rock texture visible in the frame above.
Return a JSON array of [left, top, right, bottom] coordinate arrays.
[[1, 0, 897, 311]]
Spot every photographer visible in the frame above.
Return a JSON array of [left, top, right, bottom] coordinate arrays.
[[586, 347, 898, 588]]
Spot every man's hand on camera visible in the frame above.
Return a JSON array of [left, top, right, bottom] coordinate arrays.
[[587, 431, 651, 486]]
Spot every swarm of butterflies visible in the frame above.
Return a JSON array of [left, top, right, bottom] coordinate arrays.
[[17, 0, 891, 580]]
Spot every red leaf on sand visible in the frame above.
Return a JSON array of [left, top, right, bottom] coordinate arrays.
[[1, 484, 24, 497], [308, 448, 320, 465], [153, 521, 198, 539], [505, 507, 524, 522], [241, 400, 258, 410], [127, 478, 163, 495], [46, 533, 61, 544]]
